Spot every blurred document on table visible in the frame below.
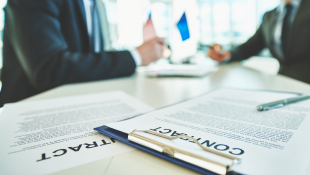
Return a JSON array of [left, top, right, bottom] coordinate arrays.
[[146, 64, 217, 77], [0, 91, 153, 175], [107, 88, 310, 175]]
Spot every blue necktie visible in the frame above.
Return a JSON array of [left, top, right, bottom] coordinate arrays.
[[90, 0, 103, 53], [282, 3, 293, 57]]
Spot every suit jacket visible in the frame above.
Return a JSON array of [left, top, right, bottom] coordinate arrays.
[[231, 0, 310, 84], [0, 0, 136, 106]]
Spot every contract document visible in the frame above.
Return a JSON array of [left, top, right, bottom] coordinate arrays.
[[0, 91, 153, 175], [107, 88, 310, 175]]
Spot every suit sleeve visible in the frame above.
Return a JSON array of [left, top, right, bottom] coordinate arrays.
[[230, 13, 268, 62], [5, 0, 136, 91]]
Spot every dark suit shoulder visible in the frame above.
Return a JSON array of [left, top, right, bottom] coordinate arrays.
[[261, 7, 278, 22], [7, 0, 64, 17]]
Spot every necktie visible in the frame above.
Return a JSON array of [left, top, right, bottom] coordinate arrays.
[[281, 3, 293, 57], [90, 0, 103, 53]]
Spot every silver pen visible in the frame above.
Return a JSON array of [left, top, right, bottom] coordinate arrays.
[[257, 94, 310, 111]]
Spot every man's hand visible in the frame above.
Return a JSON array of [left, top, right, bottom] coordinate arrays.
[[137, 38, 165, 66], [207, 44, 231, 62]]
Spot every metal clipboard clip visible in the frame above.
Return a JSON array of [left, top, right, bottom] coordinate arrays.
[[128, 129, 241, 175]]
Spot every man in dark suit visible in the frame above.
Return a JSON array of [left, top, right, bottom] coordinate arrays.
[[208, 0, 310, 84], [0, 0, 165, 106]]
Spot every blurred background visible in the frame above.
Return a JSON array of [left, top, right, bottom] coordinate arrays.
[[107, 0, 279, 51], [0, 0, 281, 73], [107, 0, 281, 74]]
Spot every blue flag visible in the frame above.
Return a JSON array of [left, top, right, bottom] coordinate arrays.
[[177, 12, 190, 41]]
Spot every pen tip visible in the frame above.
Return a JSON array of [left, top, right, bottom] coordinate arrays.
[[257, 106, 263, 111]]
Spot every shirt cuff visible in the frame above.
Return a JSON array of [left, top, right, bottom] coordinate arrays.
[[220, 57, 231, 64], [129, 49, 142, 67]]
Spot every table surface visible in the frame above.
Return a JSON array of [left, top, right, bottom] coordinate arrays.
[[21, 62, 310, 175]]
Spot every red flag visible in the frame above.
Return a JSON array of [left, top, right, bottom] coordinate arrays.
[[143, 14, 171, 58], [143, 15, 157, 43]]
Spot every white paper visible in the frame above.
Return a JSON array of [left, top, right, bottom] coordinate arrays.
[[0, 91, 154, 175], [107, 88, 310, 175], [146, 64, 217, 77]]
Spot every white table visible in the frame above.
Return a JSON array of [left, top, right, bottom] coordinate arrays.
[[21, 62, 310, 175]]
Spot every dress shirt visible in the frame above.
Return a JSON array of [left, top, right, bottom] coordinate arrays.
[[83, 0, 142, 66], [272, 0, 301, 60]]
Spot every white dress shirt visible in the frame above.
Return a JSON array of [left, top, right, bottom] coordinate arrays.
[[83, 0, 142, 66], [272, 0, 302, 59]]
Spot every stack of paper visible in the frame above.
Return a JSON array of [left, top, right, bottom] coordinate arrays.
[[0, 92, 153, 175]]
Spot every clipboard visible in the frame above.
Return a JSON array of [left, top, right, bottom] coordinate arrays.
[[94, 125, 243, 175]]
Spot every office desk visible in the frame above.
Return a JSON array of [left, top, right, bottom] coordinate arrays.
[[22, 62, 310, 175]]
